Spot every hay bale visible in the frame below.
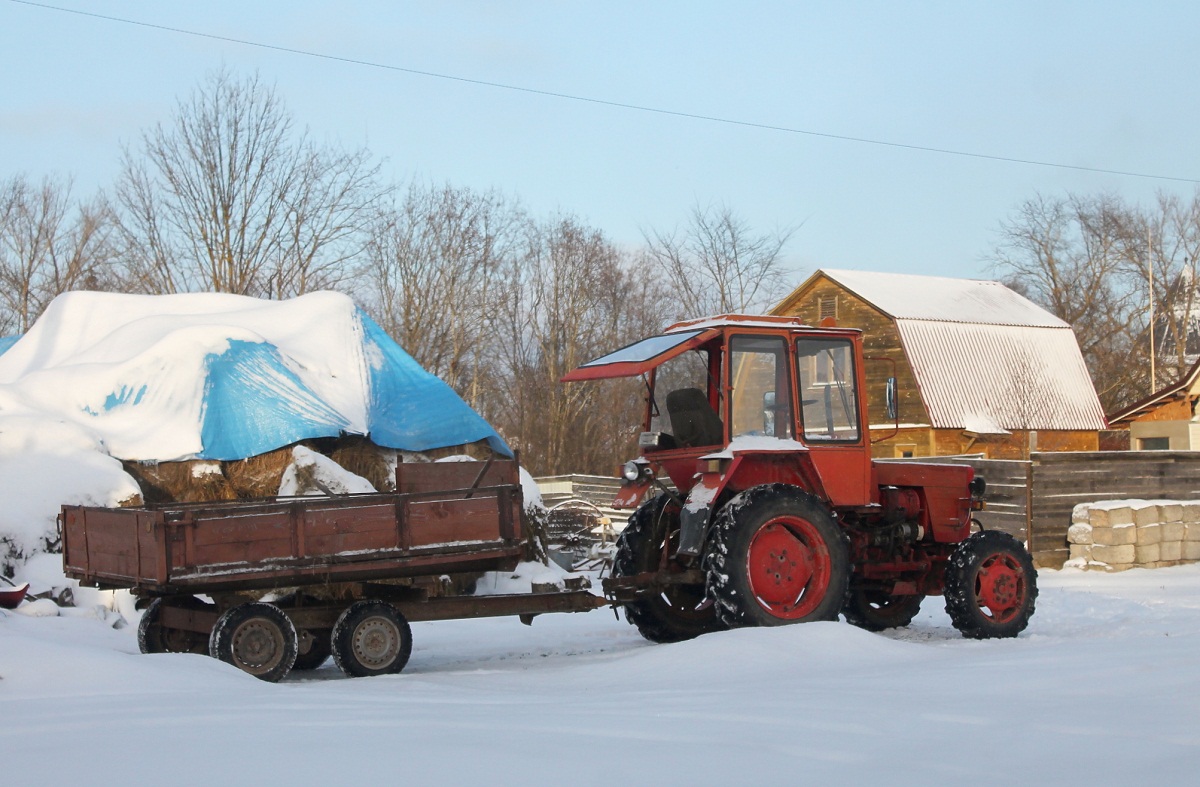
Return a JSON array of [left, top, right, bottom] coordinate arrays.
[[1135, 543, 1161, 564], [224, 447, 295, 498], [1090, 506, 1134, 528], [1067, 523, 1093, 545], [330, 436, 396, 492], [1183, 541, 1200, 561], [1091, 544, 1135, 565], [1159, 540, 1183, 561], [1092, 524, 1136, 546], [1136, 523, 1162, 545], [123, 460, 237, 504], [1184, 523, 1200, 542], [1183, 502, 1200, 524], [1160, 521, 1185, 541]]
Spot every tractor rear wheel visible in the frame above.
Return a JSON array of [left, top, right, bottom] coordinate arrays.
[[705, 485, 849, 627], [842, 588, 923, 631], [613, 494, 724, 643], [944, 530, 1038, 639]]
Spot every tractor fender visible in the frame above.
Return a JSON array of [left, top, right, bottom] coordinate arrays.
[[676, 449, 830, 558]]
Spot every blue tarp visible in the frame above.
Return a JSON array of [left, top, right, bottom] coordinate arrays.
[[194, 309, 511, 460]]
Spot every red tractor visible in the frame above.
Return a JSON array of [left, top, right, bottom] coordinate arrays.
[[563, 315, 1037, 642]]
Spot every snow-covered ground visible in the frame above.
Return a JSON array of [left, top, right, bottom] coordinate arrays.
[[3, 564, 1199, 786]]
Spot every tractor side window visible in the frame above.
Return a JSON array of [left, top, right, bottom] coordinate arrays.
[[728, 335, 792, 440], [795, 338, 860, 443], [650, 349, 712, 437]]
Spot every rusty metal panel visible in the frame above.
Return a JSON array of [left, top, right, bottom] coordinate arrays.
[[407, 495, 504, 546]]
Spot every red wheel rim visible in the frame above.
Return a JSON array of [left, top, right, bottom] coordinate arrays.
[[974, 552, 1026, 623], [745, 516, 831, 620]]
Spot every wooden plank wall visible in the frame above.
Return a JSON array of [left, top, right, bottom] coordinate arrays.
[[1029, 451, 1200, 568]]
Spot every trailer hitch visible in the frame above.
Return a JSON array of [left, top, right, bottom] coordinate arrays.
[[602, 568, 706, 604]]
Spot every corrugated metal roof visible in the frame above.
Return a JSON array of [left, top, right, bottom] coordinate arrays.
[[822, 269, 1068, 327], [896, 320, 1107, 430]]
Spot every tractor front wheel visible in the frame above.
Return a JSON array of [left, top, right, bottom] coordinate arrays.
[[705, 485, 849, 627], [612, 494, 725, 643], [944, 530, 1038, 639]]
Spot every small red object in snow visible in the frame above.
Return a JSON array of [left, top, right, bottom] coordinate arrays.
[[0, 583, 29, 609]]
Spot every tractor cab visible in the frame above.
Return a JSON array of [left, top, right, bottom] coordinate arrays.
[[563, 315, 876, 508]]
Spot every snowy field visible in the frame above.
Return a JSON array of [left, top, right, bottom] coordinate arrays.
[[3, 565, 1199, 786]]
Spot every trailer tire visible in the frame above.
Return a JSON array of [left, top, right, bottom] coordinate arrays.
[[944, 530, 1038, 639], [705, 484, 849, 628], [612, 494, 724, 643], [209, 602, 298, 682], [138, 596, 213, 655], [842, 588, 924, 631], [331, 600, 412, 678]]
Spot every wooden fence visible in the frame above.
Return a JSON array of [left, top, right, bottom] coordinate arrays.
[[897, 452, 1200, 568]]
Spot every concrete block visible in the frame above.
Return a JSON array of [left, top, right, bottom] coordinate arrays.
[[1135, 543, 1161, 564], [1136, 523, 1162, 545], [1183, 502, 1200, 524], [1184, 523, 1200, 542], [1091, 544, 1136, 565], [1160, 540, 1183, 561], [1160, 521, 1185, 541], [1067, 523, 1093, 545], [1133, 503, 1160, 527], [1090, 506, 1134, 528], [1156, 502, 1184, 523], [1092, 525, 1137, 546], [1069, 544, 1093, 561], [1184, 541, 1200, 561]]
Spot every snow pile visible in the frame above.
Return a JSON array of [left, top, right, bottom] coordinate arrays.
[[278, 446, 377, 496], [1067, 499, 1200, 570]]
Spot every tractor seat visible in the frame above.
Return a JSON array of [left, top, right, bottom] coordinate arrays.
[[666, 388, 724, 448]]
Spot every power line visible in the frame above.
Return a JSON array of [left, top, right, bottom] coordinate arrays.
[[9, 0, 1200, 185]]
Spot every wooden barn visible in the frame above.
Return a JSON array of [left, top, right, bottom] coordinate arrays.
[[772, 269, 1107, 459], [1107, 358, 1200, 450]]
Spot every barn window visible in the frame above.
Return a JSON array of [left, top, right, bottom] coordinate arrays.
[[818, 295, 838, 321], [1139, 437, 1170, 450]]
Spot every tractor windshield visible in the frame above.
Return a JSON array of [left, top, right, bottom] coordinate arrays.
[[561, 329, 719, 382], [795, 337, 861, 442]]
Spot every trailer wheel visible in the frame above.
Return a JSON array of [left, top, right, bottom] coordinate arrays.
[[944, 530, 1038, 639], [331, 600, 412, 678], [612, 494, 725, 643], [705, 485, 849, 627], [842, 588, 924, 631], [138, 596, 212, 655], [209, 602, 298, 682]]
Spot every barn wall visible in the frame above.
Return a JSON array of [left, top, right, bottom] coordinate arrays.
[[775, 276, 928, 433]]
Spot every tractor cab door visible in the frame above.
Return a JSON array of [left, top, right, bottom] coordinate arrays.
[[792, 336, 872, 506]]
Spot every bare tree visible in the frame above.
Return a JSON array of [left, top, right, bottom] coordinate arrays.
[[0, 174, 119, 333], [490, 215, 663, 475], [644, 203, 796, 318], [361, 182, 521, 399], [115, 69, 383, 297]]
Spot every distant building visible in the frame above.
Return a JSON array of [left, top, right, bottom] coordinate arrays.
[[1107, 358, 1200, 450], [772, 269, 1107, 459]]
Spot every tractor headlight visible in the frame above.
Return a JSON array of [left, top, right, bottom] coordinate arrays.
[[621, 461, 642, 482]]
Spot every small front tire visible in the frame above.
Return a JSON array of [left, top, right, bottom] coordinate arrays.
[[944, 530, 1038, 639]]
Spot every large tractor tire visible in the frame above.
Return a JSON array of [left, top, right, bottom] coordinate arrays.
[[944, 530, 1038, 639], [705, 484, 850, 628], [842, 588, 924, 631], [612, 494, 725, 643]]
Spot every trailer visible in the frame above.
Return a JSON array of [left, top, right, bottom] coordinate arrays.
[[61, 458, 603, 682]]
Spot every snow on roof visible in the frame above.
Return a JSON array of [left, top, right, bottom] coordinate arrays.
[[0, 290, 510, 461], [821, 268, 1068, 327], [897, 320, 1107, 431]]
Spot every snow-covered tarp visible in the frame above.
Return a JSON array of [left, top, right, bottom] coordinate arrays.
[[0, 290, 510, 460]]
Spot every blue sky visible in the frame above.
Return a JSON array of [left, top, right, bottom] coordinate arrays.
[[3, 1, 1198, 287]]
